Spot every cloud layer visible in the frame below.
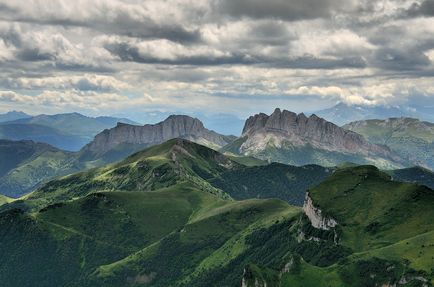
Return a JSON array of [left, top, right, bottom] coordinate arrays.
[[0, 0, 434, 117]]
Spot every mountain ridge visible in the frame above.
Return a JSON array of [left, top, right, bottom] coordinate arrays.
[[0, 112, 139, 151], [0, 111, 31, 123], [344, 117, 434, 169], [224, 108, 406, 169], [0, 143, 432, 286], [79, 115, 236, 163], [315, 102, 434, 126], [0, 139, 76, 197]]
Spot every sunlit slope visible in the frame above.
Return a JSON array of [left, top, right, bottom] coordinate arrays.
[[25, 138, 327, 208]]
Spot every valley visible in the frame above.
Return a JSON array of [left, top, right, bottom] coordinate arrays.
[[0, 139, 433, 286]]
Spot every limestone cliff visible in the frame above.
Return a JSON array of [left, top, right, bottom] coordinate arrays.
[[81, 115, 235, 157], [227, 108, 406, 168], [302, 192, 337, 230]]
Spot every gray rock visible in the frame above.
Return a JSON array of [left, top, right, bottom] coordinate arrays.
[[242, 108, 400, 158], [82, 115, 235, 156]]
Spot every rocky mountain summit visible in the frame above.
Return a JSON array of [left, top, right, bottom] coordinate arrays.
[[224, 108, 406, 168], [80, 115, 235, 160], [242, 108, 392, 155]]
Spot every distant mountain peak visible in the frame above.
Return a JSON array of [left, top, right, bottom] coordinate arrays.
[[80, 115, 235, 160], [0, 110, 31, 123], [242, 108, 338, 137], [314, 103, 434, 126], [228, 108, 406, 169], [344, 117, 434, 169]]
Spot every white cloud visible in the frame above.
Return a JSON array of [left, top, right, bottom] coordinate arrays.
[[3, 74, 130, 91], [0, 0, 433, 117]]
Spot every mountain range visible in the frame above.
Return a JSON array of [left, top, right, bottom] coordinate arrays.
[[0, 112, 138, 151], [0, 139, 432, 286], [4, 109, 434, 198], [0, 111, 31, 123], [344, 117, 434, 169], [223, 108, 406, 169], [316, 102, 434, 126], [0, 140, 76, 197], [78, 115, 236, 164], [112, 111, 245, 136], [0, 115, 239, 197]]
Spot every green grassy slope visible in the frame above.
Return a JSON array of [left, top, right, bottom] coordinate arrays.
[[288, 165, 434, 286], [309, 165, 434, 252], [226, 154, 268, 167], [24, 139, 327, 208], [26, 139, 234, 208], [0, 175, 302, 286], [0, 140, 77, 197], [88, 196, 298, 287], [209, 163, 332, 206], [0, 194, 12, 205], [222, 137, 402, 169], [388, 166, 434, 189], [1, 141, 433, 286], [344, 118, 434, 169]]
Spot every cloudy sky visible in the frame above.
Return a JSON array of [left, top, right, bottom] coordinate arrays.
[[1, 0, 434, 119]]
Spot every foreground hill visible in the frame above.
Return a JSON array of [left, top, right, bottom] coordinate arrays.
[[0, 142, 432, 286], [344, 117, 434, 169], [223, 108, 406, 169], [0, 140, 76, 197], [0, 115, 238, 197], [1, 112, 138, 151], [0, 194, 12, 205], [27, 139, 330, 207], [297, 165, 434, 286]]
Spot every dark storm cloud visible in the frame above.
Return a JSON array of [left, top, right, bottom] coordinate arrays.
[[405, 0, 434, 17], [15, 48, 54, 61], [271, 56, 366, 69], [372, 48, 431, 71], [104, 42, 255, 66], [0, 26, 21, 47], [89, 20, 200, 44], [0, 0, 434, 115], [0, 2, 201, 44], [0, 3, 16, 14], [215, 0, 352, 21], [104, 41, 366, 69]]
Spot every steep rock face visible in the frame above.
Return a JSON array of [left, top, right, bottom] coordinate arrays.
[[241, 268, 268, 287], [233, 108, 405, 168], [242, 108, 390, 155], [82, 115, 234, 157], [302, 192, 337, 230]]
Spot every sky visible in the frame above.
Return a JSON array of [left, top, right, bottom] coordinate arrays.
[[1, 0, 434, 120]]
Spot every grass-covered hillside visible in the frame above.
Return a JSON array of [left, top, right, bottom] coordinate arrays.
[[0, 140, 77, 198], [0, 194, 12, 206], [388, 166, 434, 190], [344, 118, 434, 169], [23, 139, 330, 208], [0, 141, 433, 286], [222, 137, 403, 170], [299, 165, 434, 286], [209, 163, 332, 205]]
